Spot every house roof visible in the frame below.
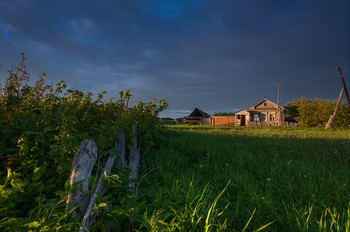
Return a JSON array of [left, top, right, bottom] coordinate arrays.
[[247, 99, 285, 111], [187, 108, 211, 118], [235, 109, 249, 114], [211, 115, 235, 118]]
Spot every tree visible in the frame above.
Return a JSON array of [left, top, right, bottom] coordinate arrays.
[[285, 97, 350, 127]]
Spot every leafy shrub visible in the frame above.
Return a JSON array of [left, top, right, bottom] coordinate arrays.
[[285, 97, 350, 127], [0, 53, 167, 231]]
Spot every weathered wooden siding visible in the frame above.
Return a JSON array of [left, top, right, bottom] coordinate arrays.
[[176, 118, 184, 124], [183, 117, 202, 124], [201, 118, 212, 125]]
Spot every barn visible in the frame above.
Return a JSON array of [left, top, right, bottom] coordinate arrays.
[[182, 108, 211, 125]]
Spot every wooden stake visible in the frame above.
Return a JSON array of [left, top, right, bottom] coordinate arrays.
[[325, 86, 344, 129]]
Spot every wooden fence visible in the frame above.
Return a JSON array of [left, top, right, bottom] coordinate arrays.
[[248, 121, 299, 127], [67, 125, 140, 232]]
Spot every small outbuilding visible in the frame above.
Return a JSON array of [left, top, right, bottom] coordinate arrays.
[[183, 108, 211, 125]]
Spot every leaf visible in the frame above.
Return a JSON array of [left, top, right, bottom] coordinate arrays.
[[46, 182, 57, 189], [242, 208, 256, 232], [32, 165, 46, 181], [97, 203, 107, 208], [54, 190, 65, 197], [44, 126, 54, 132], [0, 188, 12, 198], [7, 167, 12, 179], [26, 221, 41, 228], [11, 179, 25, 192], [79, 132, 89, 138], [108, 147, 119, 156]]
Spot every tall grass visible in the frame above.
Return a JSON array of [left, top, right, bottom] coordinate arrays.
[[11, 125, 346, 231], [137, 125, 350, 231]]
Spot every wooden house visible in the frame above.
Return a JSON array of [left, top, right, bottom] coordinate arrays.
[[247, 99, 285, 126], [236, 99, 285, 126], [183, 108, 211, 125]]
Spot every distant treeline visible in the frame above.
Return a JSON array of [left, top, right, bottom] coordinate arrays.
[[285, 97, 350, 127], [212, 112, 235, 116]]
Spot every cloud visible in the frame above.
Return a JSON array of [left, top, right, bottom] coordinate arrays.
[[0, 0, 348, 114], [69, 18, 96, 34]]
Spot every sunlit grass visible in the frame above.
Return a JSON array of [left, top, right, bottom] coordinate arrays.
[[138, 125, 350, 231]]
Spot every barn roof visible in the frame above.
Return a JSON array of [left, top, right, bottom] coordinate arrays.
[[187, 108, 211, 118]]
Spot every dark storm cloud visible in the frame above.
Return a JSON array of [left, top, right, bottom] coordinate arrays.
[[0, 0, 348, 117]]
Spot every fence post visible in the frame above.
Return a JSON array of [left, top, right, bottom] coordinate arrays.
[[116, 129, 127, 167], [129, 124, 141, 190], [79, 127, 126, 232], [67, 139, 97, 217]]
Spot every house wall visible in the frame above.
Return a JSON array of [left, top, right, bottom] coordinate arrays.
[[211, 116, 235, 126], [249, 110, 284, 123], [255, 101, 278, 110], [235, 111, 250, 126], [182, 117, 212, 125]]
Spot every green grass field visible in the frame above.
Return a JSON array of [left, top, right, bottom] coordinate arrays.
[[137, 125, 350, 231]]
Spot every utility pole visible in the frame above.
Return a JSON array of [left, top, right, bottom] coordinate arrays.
[[325, 86, 344, 129], [277, 84, 280, 106], [325, 66, 348, 129], [337, 66, 350, 105]]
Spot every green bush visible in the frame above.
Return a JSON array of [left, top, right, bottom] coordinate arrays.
[[285, 97, 350, 127], [0, 53, 167, 231]]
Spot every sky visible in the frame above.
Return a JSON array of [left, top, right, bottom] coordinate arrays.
[[0, 0, 349, 118]]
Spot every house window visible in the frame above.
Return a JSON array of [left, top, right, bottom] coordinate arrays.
[[264, 103, 267, 106], [237, 115, 241, 119], [254, 114, 259, 122], [270, 114, 275, 121]]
